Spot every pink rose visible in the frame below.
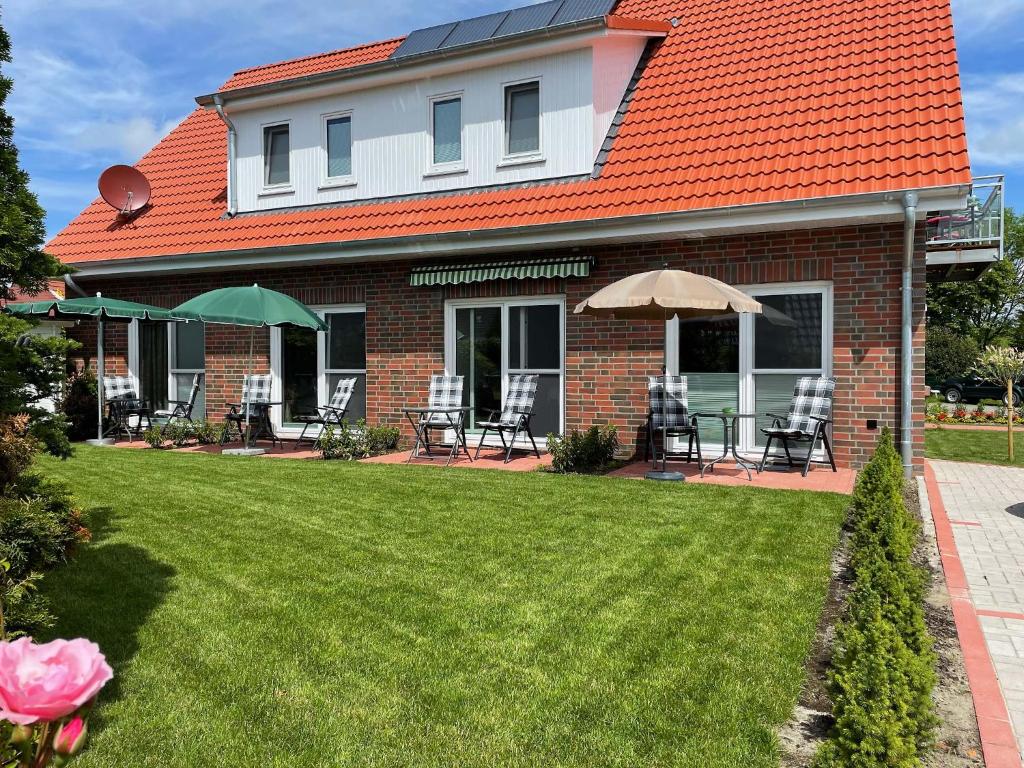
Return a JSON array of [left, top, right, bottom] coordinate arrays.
[[0, 638, 113, 724], [53, 715, 89, 756]]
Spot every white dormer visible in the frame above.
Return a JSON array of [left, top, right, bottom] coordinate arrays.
[[199, 5, 668, 214]]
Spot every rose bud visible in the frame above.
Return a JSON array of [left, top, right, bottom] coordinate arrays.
[[53, 716, 88, 756], [8, 724, 33, 747]]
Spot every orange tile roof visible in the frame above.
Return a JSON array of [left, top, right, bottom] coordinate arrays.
[[219, 37, 404, 91], [48, 0, 971, 266]]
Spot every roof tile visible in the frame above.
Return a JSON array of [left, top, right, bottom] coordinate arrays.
[[48, 0, 970, 265]]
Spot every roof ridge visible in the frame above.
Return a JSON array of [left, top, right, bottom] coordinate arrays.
[[230, 36, 406, 78]]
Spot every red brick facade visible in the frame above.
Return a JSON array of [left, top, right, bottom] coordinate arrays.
[[66, 221, 926, 470]]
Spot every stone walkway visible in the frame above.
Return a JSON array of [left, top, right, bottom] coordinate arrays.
[[931, 459, 1024, 761]]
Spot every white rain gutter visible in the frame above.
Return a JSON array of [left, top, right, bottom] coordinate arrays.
[[212, 95, 237, 216], [901, 191, 918, 477]]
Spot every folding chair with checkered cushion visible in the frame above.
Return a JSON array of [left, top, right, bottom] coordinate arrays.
[[645, 375, 701, 467], [759, 376, 837, 476], [101, 375, 151, 441], [417, 374, 465, 452], [475, 374, 540, 463], [293, 377, 357, 449], [222, 374, 279, 447], [154, 373, 203, 436]]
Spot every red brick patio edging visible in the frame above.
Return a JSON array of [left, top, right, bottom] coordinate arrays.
[[925, 461, 1023, 768]]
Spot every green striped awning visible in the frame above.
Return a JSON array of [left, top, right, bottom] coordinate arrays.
[[409, 256, 591, 287]]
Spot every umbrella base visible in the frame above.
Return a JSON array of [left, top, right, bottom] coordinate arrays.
[[222, 447, 267, 457], [645, 470, 685, 482], [86, 438, 115, 447]]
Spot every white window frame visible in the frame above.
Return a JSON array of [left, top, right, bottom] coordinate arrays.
[[443, 295, 565, 445], [270, 304, 367, 434], [425, 91, 466, 177], [168, 321, 206, 416], [260, 120, 293, 195], [128, 320, 206, 415], [500, 76, 544, 166], [665, 280, 833, 454], [319, 110, 356, 189]]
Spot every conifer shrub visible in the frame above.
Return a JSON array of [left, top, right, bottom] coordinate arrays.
[[815, 430, 937, 767]]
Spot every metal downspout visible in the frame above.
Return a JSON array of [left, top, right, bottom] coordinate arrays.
[[901, 191, 919, 477], [212, 95, 237, 217]]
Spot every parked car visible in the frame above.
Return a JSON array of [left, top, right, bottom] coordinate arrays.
[[939, 376, 1024, 406]]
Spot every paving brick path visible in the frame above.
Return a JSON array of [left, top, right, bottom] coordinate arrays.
[[931, 459, 1024, 760]]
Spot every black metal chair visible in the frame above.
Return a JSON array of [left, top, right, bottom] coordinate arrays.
[[758, 376, 837, 476], [155, 373, 203, 436], [475, 374, 540, 463], [644, 375, 702, 467], [102, 375, 151, 441], [293, 377, 357, 449], [222, 374, 279, 447]]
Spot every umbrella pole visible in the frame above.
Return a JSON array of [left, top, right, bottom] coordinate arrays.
[[245, 326, 254, 448], [97, 317, 104, 441]]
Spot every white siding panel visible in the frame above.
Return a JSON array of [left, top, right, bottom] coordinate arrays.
[[235, 49, 594, 212], [591, 36, 649, 156], [232, 38, 648, 213]]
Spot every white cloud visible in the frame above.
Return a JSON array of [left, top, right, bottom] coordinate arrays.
[[952, 0, 1024, 39], [71, 116, 179, 160], [962, 72, 1024, 167]]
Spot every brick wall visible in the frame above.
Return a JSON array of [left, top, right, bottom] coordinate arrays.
[[66, 221, 926, 470]]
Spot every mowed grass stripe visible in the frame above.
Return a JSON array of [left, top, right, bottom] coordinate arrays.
[[35, 446, 847, 768]]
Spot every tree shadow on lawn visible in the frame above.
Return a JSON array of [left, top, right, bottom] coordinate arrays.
[[41, 506, 176, 707]]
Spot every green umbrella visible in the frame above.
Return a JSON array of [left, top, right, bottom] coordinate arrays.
[[6, 293, 176, 445], [171, 285, 326, 452]]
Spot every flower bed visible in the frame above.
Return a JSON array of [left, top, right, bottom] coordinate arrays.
[[925, 402, 1022, 426]]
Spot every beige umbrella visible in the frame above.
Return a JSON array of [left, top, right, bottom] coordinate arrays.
[[574, 269, 762, 481]]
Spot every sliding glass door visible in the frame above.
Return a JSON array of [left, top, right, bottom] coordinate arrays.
[[669, 282, 831, 454], [447, 298, 564, 440], [271, 305, 367, 431], [750, 290, 826, 445]]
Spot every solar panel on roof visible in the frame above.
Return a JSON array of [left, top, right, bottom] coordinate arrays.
[[493, 0, 562, 36], [393, 22, 458, 59], [390, 0, 617, 60], [442, 11, 509, 47], [550, 0, 616, 25]]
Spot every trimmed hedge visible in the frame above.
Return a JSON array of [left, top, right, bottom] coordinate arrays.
[[814, 431, 937, 767]]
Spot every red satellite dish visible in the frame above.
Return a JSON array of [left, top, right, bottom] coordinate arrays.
[[98, 165, 151, 215]]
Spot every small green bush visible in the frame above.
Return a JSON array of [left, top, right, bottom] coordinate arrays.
[[60, 368, 99, 441], [316, 420, 400, 460], [192, 419, 224, 445], [0, 473, 89, 637], [142, 426, 165, 449], [815, 430, 937, 766], [546, 425, 619, 474]]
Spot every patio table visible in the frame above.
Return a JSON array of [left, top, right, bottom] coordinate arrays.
[[225, 401, 282, 448], [105, 395, 152, 442], [403, 406, 472, 467], [695, 412, 760, 481]]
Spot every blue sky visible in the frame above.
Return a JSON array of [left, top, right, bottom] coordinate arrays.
[[5, 0, 1023, 240]]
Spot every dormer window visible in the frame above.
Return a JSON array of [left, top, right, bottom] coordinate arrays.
[[504, 80, 540, 158], [262, 123, 290, 188], [325, 113, 353, 181], [430, 94, 463, 170]]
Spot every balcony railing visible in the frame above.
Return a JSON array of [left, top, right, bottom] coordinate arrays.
[[926, 174, 1005, 253]]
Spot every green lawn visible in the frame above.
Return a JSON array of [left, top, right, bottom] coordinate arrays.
[[35, 446, 848, 768], [925, 427, 1024, 466]]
